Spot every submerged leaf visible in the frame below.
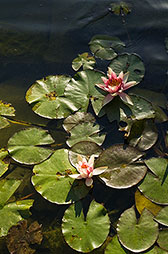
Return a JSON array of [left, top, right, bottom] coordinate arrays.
[[8, 128, 54, 165], [110, 2, 131, 16], [117, 207, 158, 252], [62, 200, 110, 253]]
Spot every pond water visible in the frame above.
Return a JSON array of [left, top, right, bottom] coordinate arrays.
[[0, 0, 168, 253]]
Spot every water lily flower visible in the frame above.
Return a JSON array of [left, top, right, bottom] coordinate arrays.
[[69, 155, 107, 186], [96, 67, 136, 106]]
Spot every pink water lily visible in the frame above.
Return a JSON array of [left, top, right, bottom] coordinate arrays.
[[96, 67, 136, 106], [69, 155, 107, 186]]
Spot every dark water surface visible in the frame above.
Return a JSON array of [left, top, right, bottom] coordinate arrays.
[[0, 0, 168, 252]]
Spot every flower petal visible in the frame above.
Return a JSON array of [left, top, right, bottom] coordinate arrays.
[[123, 81, 137, 90], [103, 94, 114, 106], [119, 71, 124, 79], [93, 166, 108, 175], [96, 84, 107, 91], [85, 177, 93, 186], [101, 77, 109, 84], [88, 155, 95, 167], [119, 92, 133, 105], [108, 67, 117, 79], [123, 72, 129, 83], [69, 174, 82, 179]]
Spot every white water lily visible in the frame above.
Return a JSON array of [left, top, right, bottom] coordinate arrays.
[[69, 154, 107, 186]]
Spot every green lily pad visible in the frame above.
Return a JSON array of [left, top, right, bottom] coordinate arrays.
[[62, 200, 110, 253], [155, 246, 168, 253], [0, 100, 15, 129], [65, 70, 105, 115], [26, 75, 79, 119], [0, 149, 9, 177], [105, 235, 130, 254], [117, 207, 158, 252], [110, 2, 131, 16], [138, 158, 168, 205], [32, 149, 90, 204], [63, 112, 95, 132], [72, 53, 96, 71], [71, 141, 102, 156], [95, 144, 146, 189], [66, 122, 106, 147], [8, 127, 54, 165], [109, 53, 145, 83], [153, 105, 168, 123], [89, 35, 125, 60], [155, 206, 168, 226], [157, 230, 168, 251], [0, 179, 33, 237]]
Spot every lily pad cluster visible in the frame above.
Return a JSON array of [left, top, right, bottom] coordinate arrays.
[[0, 31, 168, 254]]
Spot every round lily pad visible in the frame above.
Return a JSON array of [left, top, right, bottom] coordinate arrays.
[[66, 122, 106, 147], [157, 230, 168, 251], [71, 141, 102, 156], [32, 149, 90, 204], [109, 53, 145, 83], [155, 206, 168, 226], [117, 207, 159, 252], [26, 75, 79, 119], [138, 158, 168, 204], [89, 35, 125, 60], [95, 144, 147, 189], [65, 70, 105, 115], [62, 200, 110, 253], [7, 127, 54, 165]]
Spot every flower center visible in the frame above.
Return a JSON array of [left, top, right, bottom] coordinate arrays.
[[108, 78, 122, 87]]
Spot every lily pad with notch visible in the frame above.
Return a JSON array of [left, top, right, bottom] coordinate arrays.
[[0, 100, 15, 129]]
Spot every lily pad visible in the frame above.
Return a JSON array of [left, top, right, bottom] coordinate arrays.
[[26, 75, 79, 119], [62, 200, 110, 253], [71, 141, 102, 156], [63, 112, 95, 132], [0, 100, 15, 129], [32, 149, 90, 204], [157, 230, 168, 251], [109, 53, 145, 83], [95, 144, 146, 189], [110, 2, 131, 16], [155, 206, 168, 226], [117, 207, 159, 252], [138, 158, 168, 204], [0, 179, 33, 237], [72, 53, 96, 71], [65, 70, 105, 115], [105, 235, 130, 254], [6, 220, 43, 254], [89, 35, 125, 60], [0, 149, 9, 177], [135, 189, 162, 216], [66, 122, 106, 147], [7, 128, 54, 165]]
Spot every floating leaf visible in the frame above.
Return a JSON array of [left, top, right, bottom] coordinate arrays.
[[6, 220, 43, 254], [89, 35, 125, 60], [138, 158, 168, 204], [95, 144, 146, 189], [65, 70, 105, 115], [62, 200, 110, 253], [109, 53, 145, 83], [72, 53, 96, 71], [71, 141, 102, 157], [8, 128, 54, 165], [157, 230, 168, 251], [0, 149, 9, 177], [66, 122, 106, 147], [110, 2, 131, 16], [26, 75, 79, 119], [153, 105, 168, 123], [32, 149, 90, 204], [63, 112, 95, 132], [135, 189, 162, 216], [0, 100, 15, 129], [117, 207, 158, 252], [155, 206, 168, 226], [105, 235, 130, 254]]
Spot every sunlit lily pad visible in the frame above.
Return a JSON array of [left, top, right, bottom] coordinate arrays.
[[135, 189, 162, 216], [89, 35, 125, 60], [0, 149, 9, 177], [104, 235, 130, 254], [138, 158, 168, 204], [95, 144, 146, 189], [0, 179, 33, 237], [0, 100, 15, 129], [8, 128, 54, 165], [62, 200, 110, 253], [157, 230, 168, 251], [32, 149, 90, 204], [63, 112, 95, 132], [65, 70, 105, 115], [66, 122, 106, 147], [117, 207, 159, 252], [155, 206, 168, 226], [26, 75, 79, 119], [109, 53, 145, 83], [72, 53, 96, 71]]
